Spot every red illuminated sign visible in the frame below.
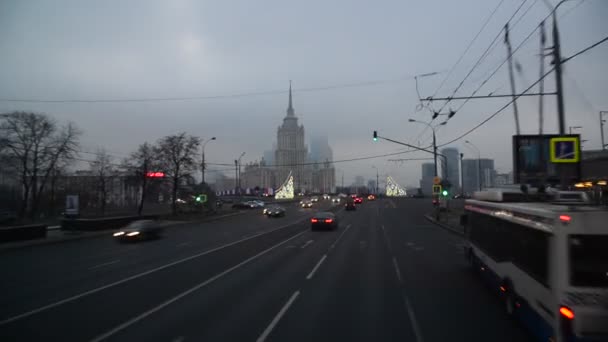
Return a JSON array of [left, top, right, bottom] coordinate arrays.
[[146, 172, 165, 178]]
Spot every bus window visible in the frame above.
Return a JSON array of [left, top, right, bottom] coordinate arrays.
[[569, 235, 608, 287]]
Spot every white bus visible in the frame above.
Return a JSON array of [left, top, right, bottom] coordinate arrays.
[[463, 188, 608, 342]]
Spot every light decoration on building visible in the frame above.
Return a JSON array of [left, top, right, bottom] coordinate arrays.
[[386, 176, 407, 197], [275, 172, 294, 199]]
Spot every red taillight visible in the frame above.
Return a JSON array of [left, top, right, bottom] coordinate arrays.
[[500, 286, 506, 292], [559, 215, 571, 223], [560, 306, 574, 320], [311, 218, 318, 223], [325, 219, 333, 223]]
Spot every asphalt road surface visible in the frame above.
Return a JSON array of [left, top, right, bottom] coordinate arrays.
[[0, 199, 533, 342]]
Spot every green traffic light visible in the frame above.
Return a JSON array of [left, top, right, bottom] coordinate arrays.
[[195, 196, 201, 202], [442, 190, 448, 196]]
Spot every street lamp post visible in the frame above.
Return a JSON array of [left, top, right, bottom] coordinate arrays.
[[201, 137, 216, 185], [409, 119, 446, 177], [372, 166, 379, 195], [465, 140, 482, 191], [460, 153, 464, 196], [600, 111, 608, 150], [237, 152, 245, 195]]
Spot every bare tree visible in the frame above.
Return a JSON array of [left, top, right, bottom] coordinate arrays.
[[0, 112, 80, 219], [89, 148, 114, 216], [123, 142, 157, 216], [155, 133, 200, 216]]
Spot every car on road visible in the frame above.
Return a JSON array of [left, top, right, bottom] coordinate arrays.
[[354, 196, 363, 204], [311, 196, 319, 202], [331, 197, 341, 204], [345, 200, 356, 211], [310, 212, 338, 230], [301, 200, 313, 208], [367, 194, 376, 201], [263, 205, 286, 217], [113, 220, 163, 241], [252, 200, 265, 207], [322, 194, 330, 200], [232, 201, 257, 209]]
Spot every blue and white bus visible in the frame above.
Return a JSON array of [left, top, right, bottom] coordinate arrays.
[[463, 188, 608, 342]]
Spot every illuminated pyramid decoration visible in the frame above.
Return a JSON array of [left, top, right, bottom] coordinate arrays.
[[275, 171, 294, 199], [386, 176, 407, 197]]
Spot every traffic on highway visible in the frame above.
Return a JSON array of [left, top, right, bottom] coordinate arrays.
[[1, 196, 541, 342]]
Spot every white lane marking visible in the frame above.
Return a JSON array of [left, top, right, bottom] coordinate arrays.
[[306, 255, 327, 280], [172, 337, 185, 342], [402, 295, 424, 342], [300, 240, 314, 249], [88, 260, 120, 270], [329, 224, 351, 250], [256, 290, 300, 342], [89, 231, 307, 342], [380, 225, 392, 254], [47, 225, 61, 230], [392, 257, 402, 283], [0, 218, 307, 326], [176, 242, 192, 248]]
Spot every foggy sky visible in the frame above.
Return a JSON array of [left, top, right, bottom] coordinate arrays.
[[1, 0, 607, 188]]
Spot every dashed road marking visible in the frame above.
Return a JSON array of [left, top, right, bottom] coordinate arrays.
[[256, 290, 300, 342], [300, 240, 314, 249], [329, 224, 351, 250], [392, 257, 402, 283], [88, 260, 120, 270], [306, 255, 327, 280]]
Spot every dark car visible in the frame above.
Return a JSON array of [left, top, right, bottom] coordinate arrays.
[[232, 201, 256, 209], [264, 205, 286, 217], [354, 197, 363, 204], [345, 200, 356, 211], [311, 212, 338, 231], [113, 220, 163, 242]]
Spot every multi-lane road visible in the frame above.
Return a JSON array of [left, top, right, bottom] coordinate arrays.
[[0, 199, 533, 342]]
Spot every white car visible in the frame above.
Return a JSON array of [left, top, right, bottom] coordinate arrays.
[[331, 197, 341, 203], [322, 194, 330, 200], [252, 200, 265, 207], [311, 196, 319, 202]]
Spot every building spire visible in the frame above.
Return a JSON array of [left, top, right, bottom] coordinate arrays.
[[287, 80, 295, 117]]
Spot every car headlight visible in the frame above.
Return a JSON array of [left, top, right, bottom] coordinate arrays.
[[126, 231, 140, 237], [113, 231, 125, 237]]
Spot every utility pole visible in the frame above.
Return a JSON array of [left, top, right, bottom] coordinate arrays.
[[376, 169, 379, 195], [551, 11, 566, 134], [505, 22, 521, 135], [539, 20, 546, 135], [234, 160, 238, 194], [601, 111, 608, 150], [460, 153, 464, 196]]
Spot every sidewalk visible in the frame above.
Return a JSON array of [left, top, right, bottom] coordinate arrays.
[[0, 211, 247, 253], [424, 209, 465, 236]]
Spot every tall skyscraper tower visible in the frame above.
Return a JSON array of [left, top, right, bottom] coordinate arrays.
[[275, 82, 310, 192]]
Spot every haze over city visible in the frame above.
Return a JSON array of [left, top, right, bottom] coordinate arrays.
[[2, 0, 607, 187]]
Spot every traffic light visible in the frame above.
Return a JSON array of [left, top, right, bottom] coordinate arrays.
[[373, 131, 378, 141], [195, 195, 202, 202], [442, 189, 448, 197]]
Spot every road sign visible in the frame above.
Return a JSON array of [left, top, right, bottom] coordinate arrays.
[[433, 176, 441, 185], [432, 185, 442, 195], [550, 137, 580, 163]]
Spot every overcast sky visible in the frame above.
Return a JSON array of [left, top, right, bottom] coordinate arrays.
[[1, 0, 607, 188]]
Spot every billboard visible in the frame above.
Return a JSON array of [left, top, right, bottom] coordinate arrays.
[[513, 134, 581, 186]]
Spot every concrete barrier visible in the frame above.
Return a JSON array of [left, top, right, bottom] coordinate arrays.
[[0, 224, 47, 243], [61, 215, 159, 231]]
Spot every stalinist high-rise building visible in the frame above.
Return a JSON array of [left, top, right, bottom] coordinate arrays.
[[275, 83, 311, 192]]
